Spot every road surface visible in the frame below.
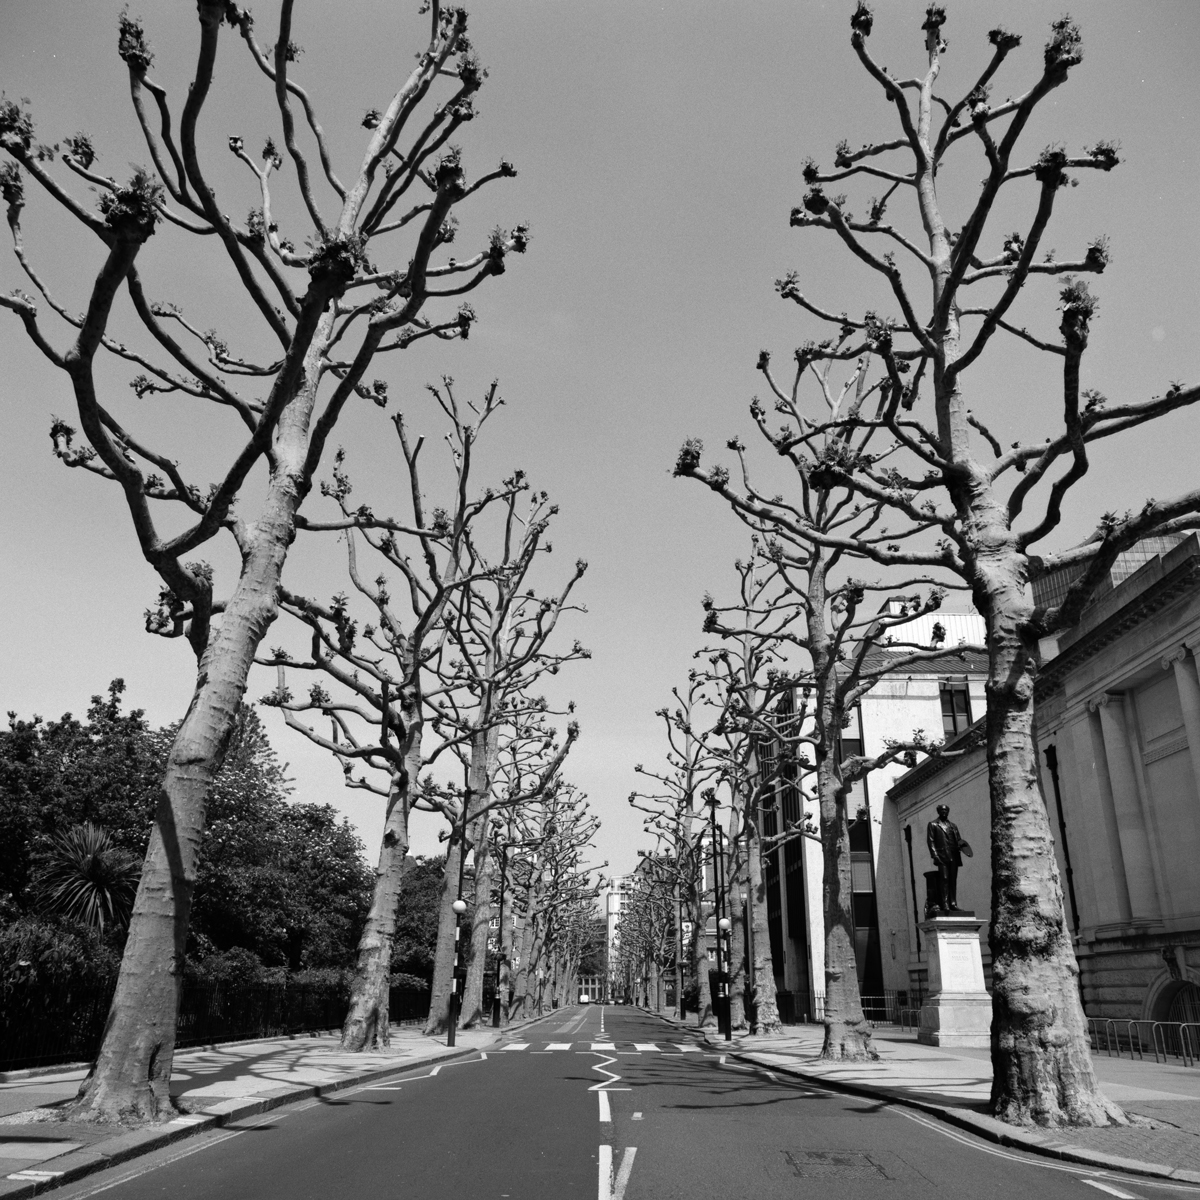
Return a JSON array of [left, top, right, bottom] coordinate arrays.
[[50, 1005, 1200, 1200]]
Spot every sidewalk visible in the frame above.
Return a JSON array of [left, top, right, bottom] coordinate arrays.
[[702, 1020, 1200, 1183], [0, 1019, 534, 1196]]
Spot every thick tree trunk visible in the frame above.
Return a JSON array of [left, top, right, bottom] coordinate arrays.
[[497, 871, 514, 1027], [340, 759, 415, 1051], [459, 726, 500, 1027], [69, 496, 297, 1122], [692, 903, 715, 1028], [673, 881, 684, 1020], [423, 831, 465, 1035], [747, 816, 782, 1035], [818, 761, 876, 1061], [510, 910, 535, 1022], [524, 912, 547, 1014], [728, 925, 747, 1031], [461, 828, 494, 1028], [983, 561, 1123, 1126]]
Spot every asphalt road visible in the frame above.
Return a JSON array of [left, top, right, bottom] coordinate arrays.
[[50, 1006, 1200, 1200]]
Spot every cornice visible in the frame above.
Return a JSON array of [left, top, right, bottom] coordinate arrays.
[[1035, 551, 1200, 701]]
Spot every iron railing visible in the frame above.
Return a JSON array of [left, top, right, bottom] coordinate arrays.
[[0, 979, 431, 1071], [1088, 1017, 1200, 1067], [774, 989, 925, 1027]]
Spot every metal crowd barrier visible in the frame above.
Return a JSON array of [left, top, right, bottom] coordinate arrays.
[[1087, 1017, 1200, 1066]]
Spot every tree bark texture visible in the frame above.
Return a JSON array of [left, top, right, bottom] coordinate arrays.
[[340, 749, 417, 1050], [747, 815, 782, 1035], [461, 827, 494, 1028], [818, 759, 877, 1062], [691, 905, 715, 1028], [71, 466, 304, 1121], [510, 910, 534, 1022], [982, 555, 1122, 1125], [497, 873, 514, 1027], [423, 831, 465, 1035]]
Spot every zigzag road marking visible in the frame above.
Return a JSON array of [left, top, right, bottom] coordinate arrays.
[[361, 1053, 488, 1090]]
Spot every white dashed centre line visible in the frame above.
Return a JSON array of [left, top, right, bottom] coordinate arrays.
[[598, 1091, 612, 1122]]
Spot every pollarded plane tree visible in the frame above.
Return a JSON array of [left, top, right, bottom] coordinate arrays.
[[536, 796, 602, 1014], [613, 859, 676, 1011], [677, 390, 983, 1057], [510, 783, 600, 1016], [257, 380, 564, 1048], [550, 897, 606, 1010], [743, 4, 1200, 1122], [458, 705, 579, 1027], [0, 3, 525, 1121], [630, 676, 725, 1025], [486, 707, 586, 1025], [686, 552, 809, 1036], [418, 487, 588, 1033]]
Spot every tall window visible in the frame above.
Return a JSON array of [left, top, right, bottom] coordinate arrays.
[[940, 682, 972, 739]]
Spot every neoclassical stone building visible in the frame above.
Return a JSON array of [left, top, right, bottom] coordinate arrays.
[[886, 535, 1200, 1024]]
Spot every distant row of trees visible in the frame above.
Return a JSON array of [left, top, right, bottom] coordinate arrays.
[[644, 4, 1200, 1132]]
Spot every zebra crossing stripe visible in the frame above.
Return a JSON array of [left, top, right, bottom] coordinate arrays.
[[497, 1041, 704, 1053]]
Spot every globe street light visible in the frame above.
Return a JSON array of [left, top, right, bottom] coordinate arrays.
[[447, 796, 471, 1049], [706, 789, 732, 1041]]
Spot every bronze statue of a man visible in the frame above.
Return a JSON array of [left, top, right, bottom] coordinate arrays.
[[927, 804, 972, 913]]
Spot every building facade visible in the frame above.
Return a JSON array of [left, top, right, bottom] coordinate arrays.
[[760, 608, 989, 1016], [885, 535, 1200, 1024]]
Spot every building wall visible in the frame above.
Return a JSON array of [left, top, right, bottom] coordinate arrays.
[[761, 607, 989, 1009], [888, 748, 993, 995], [884, 537, 1200, 1022], [859, 670, 986, 993]]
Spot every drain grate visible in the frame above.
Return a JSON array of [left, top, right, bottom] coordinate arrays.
[[784, 1150, 890, 1179]]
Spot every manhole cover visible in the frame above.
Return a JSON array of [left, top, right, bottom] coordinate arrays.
[[784, 1150, 890, 1179]]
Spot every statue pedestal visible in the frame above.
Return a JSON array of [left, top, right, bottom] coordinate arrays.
[[918, 917, 990, 1048]]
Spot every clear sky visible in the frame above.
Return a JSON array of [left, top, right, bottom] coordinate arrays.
[[2, 1, 1198, 881]]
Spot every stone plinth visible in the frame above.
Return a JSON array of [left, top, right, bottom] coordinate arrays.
[[918, 916, 991, 1048]]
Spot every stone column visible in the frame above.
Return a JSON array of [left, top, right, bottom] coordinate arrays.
[[1077, 710, 1132, 923], [1166, 647, 1200, 809], [1092, 693, 1161, 920]]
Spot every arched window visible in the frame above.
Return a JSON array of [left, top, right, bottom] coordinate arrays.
[[1167, 982, 1200, 1025]]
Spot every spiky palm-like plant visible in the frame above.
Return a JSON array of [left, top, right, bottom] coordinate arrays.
[[36, 824, 142, 931]]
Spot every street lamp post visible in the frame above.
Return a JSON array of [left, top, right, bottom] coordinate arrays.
[[446, 794, 471, 1048], [707, 792, 732, 1041], [492, 829, 509, 1028]]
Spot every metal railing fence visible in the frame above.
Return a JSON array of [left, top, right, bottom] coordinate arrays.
[[1, 979, 431, 1071], [1087, 1017, 1200, 1067], [774, 988, 927, 1027]]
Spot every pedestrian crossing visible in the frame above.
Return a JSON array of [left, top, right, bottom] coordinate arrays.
[[497, 1041, 701, 1054]]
